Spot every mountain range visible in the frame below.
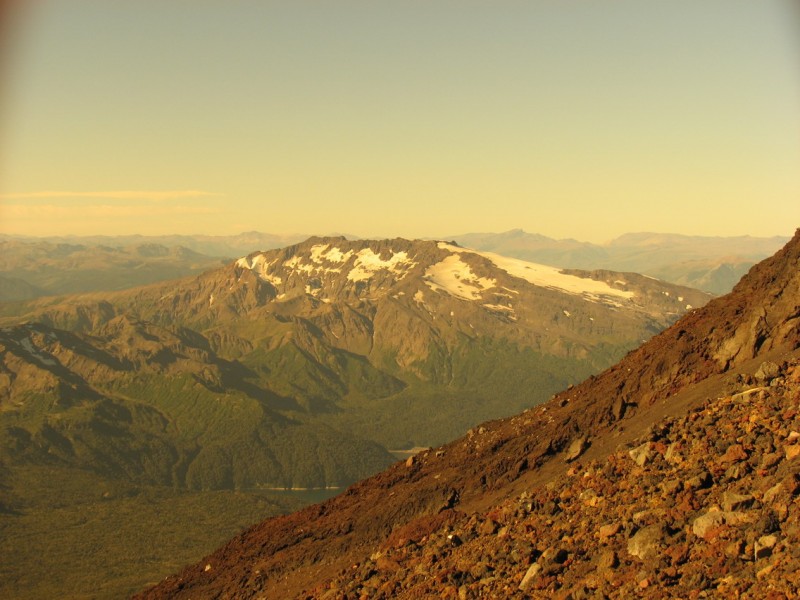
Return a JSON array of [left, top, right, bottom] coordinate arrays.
[[0, 231, 787, 300], [0, 237, 710, 493], [449, 230, 789, 295], [0, 239, 226, 300], [135, 229, 800, 599]]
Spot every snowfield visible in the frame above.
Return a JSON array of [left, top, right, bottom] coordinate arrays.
[[437, 243, 634, 302]]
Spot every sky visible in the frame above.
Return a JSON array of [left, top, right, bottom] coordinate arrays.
[[0, 0, 798, 243]]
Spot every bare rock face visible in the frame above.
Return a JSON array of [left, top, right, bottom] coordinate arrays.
[[136, 230, 800, 600]]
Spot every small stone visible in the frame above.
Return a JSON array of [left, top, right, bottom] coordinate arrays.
[[754, 510, 780, 535], [693, 512, 727, 538], [478, 519, 498, 536], [628, 442, 654, 467], [724, 540, 744, 558], [405, 455, 415, 468], [785, 445, 800, 461], [597, 550, 619, 569], [664, 442, 681, 464], [756, 564, 776, 579], [760, 452, 782, 470], [762, 483, 784, 504], [721, 491, 754, 512], [627, 525, 665, 560], [684, 470, 712, 490], [721, 444, 748, 463], [540, 547, 569, 565], [565, 435, 589, 462], [754, 534, 778, 560], [598, 523, 622, 540], [754, 361, 780, 383], [612, 396, 626, 421], [661, 479, 682, 495], [204, 564, 212, 572], [518, 563, 542, 592], [784, 473, 800, 495]]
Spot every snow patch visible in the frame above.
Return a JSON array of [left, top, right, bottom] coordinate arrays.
[[284, 255, 316, 274], [310, 244, 354, 264], [424, 254, 496, 300], [238, 254, 283, 286], [347, 248, 416, 282]]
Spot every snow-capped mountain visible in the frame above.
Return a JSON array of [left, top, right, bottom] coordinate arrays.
[[0, 237, 711, 494]]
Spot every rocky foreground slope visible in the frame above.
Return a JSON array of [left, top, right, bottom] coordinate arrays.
[[138, 230, 800, 599], [309, 357, 800, 599]]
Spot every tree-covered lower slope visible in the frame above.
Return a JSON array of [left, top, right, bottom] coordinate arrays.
[[0, 320, 394, 491]]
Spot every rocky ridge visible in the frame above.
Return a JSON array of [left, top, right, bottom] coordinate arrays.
[[137, 230, 800, 598]]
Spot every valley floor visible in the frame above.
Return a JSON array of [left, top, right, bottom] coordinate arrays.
[[0, 468, 305, 600]]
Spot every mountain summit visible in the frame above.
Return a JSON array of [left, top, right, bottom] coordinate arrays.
[[137, 230, 800, 598]]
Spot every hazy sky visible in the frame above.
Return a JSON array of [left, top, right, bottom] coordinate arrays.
[[1, 1, 798, 242]]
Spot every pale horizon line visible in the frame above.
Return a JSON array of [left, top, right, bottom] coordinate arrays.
[[0, 190, 223, 201]]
